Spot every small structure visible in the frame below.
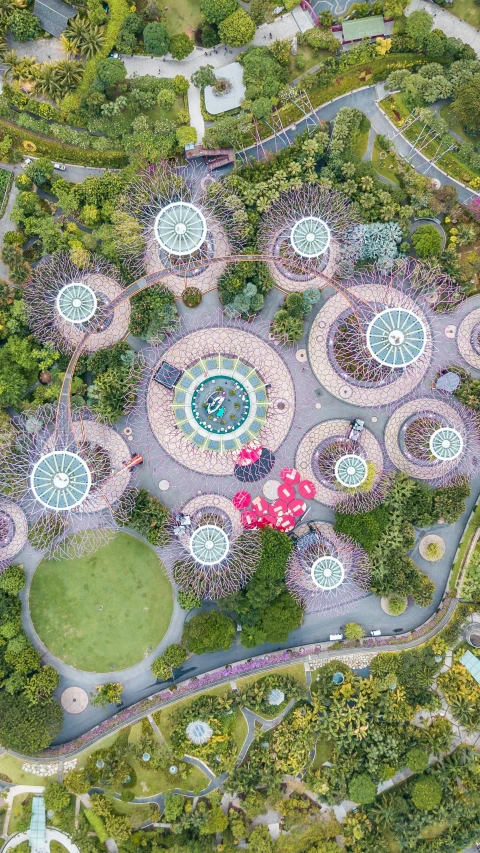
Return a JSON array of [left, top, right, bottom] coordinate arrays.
[[267, 688, 285, 706], [184, 145, 235, 171], [460, 649, 480, 684], [204, 63, 246, 115], [186, 720, 213, 745], [436, 371, 461, 393], [153, 361, 183, 389], [29, 798, 47, 853], [341, 16, 386, 43], [33, 0, 76, 36]]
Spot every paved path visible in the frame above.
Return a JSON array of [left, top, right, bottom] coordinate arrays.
[[187, 85, 205, 144], [406, 0, 480, 58], [2, 786, 44, 838], [6, 35, 66, 62]]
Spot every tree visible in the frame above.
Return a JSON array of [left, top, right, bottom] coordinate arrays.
[[344, 622, 365, 641], [143, 22, 170, 56], [200, 0, 238, 24], [182, 610, 236, 654], [163, 793, 185, 822], [64, 769, 90, 794], [247, 825, 273, 853], [173, 74, 189, 94], [91, 682, 123, 708], [411, 776, 442, 810], [433, 479, 470, 523], [24, 158, 54, 189], [0, 564, 25, 595], [255, 592, 303, 644], [0, 693, 63, 753], [6, 8, 42, 40], [152, 644, 187, 680], [405, 9, 433, 44], [115, 487, 170, 546], [218, 8, 256, 46], [116, 13, 144, 52], [452, 74, 480, 133], [412, 224, 443, 257], [349, 774, 377, 804], [169, 32, 195, 59], [157, 88, 176, 109], [23, 666, 60, 706], [192, 64, 216, 89], [178, 589, 201, 610], [96, 57, 126, 86], [43, 781, 71, 813], [177, 126, 197, 147], [406, 747, 429, 773]]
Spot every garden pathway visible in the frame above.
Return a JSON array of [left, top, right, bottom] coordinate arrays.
[[237, 699, 300, 763], [406, 0, 480, 59]]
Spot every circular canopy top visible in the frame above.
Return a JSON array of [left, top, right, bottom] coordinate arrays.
[[190, 524, 229, 565], [290, 216, 331, 258], [154, 201, 207, 256], [311, 555, 344, 590], [366, 307, 426, 368], [186, 719, 213, 744], [429, 426, 463, 461], [56, 282, 98, 324], [334, 453, 368, 488], [30, 450, 91, 510]]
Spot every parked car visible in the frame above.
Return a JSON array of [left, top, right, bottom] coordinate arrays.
[[53, 162, 66, 171], [349, 418, 364, 441], [370, 629, 382, 637], [329, 633, 344, 641], [108, 51, 119, 58]]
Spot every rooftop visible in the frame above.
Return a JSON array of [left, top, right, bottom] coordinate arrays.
[[460, 649, 480, 685], [341, 15, 385, 42], [204, 63, 246, 116], [33, 0, 77, 36]]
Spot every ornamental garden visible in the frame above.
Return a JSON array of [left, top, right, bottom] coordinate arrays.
[[0, 0, 480, 850]]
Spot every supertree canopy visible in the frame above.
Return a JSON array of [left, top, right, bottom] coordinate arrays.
[[456, 306, 480, 371], [0, 497, 28, 571], [24, 253, 131, 354], [113, 163, 248, 295], [384, 393, 480, 485], [166, 492, 261, 600], [258, 184, 362, 292], [0, 406, 135, 557], [286, 521, 371, 616], [295, 419, 391, 513], [308, 259, 462, 407]]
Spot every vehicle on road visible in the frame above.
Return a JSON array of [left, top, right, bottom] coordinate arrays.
[[370, 629, 382, 637], [53, 162, 67, 171], [349, 418, 364, 441], [329, 633, 344, 641]]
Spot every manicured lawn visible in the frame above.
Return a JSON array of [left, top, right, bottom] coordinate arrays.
[[371, 137, 400, 185], [111, 798, 158, 827], [162, 0, 202, 35], [76, 732, 120, 769], [9, 795, 33, 834], [30, 533, 173, 672], [311, 738, 334, 769], [450, 504, 480, 593], [236, 663, 307, 692], [446, 0, 480, 28], [0, 754, 48, 785], [354, 123, 370, 159]]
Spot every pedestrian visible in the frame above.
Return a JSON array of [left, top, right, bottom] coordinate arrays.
[[269, 31, 272, 38]]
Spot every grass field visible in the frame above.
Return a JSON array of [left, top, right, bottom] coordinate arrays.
[[29, 533, 173, 672], [446, 0, 480, 28], [450, 504, 480, 593], [371, 138, 400, 185], [163, 0, 202, 35], [0, 754, 48, 785]]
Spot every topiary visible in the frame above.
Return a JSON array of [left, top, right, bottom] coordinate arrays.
[[411, 776, 442, 810], [182, 287, 202, 308], [387, 594, 407, 616]]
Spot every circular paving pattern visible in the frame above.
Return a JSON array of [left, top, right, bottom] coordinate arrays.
[[457, 308, 480, 370], [154, 202, 207, 256], [147, 327, 295, 475], [0, 500, 28, 563], [190, 524, 229, 565], [308, 284, 433, 406], [173, 356, 268, 452], [56, 282, 98, 324], [384, 397, 471, 481], [60, 686, 89, 714], [290, 217, 330, 258], [295, 419, 384, 508], [311, 555, 344, 589], [30, 451, 91, 511], [366, 307, 426, 368]]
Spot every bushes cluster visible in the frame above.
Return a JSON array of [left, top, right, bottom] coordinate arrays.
[[271, 289, 320, 343]]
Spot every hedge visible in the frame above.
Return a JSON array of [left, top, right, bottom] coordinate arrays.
[[0, 168, 13, 218], [63, 0, 130, 110], [0, 117, 127, 167], [83, 809, 109, 843]]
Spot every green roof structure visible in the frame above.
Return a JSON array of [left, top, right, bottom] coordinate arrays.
[[342, 15, 385, 42], [29, 797, 47, 853], [460, 649, 480, 684]]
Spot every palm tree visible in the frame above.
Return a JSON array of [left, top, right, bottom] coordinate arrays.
[[64, 15, 92, 49], [35, 64, 63, 101], [51, 59, 83, 94], [77, 24, 105, 59], [3, 49, 21, 81], [15, 56, 40, 82]]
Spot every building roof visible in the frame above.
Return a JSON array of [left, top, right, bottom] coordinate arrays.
[[460, 649, 480, 684], [342, 15, 385, 42], [33, 0, 76, 37], [204, 63, 246, 116], [29, 797, 46, 853]]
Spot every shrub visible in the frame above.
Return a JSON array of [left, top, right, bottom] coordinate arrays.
[[177, 589, 201, 610], [349, 773, 377, 804], [182, 286, 202, 307], [411, 776, 442, 810], [426, 541, 442, 560], [170, 32, 195, 59], [143, 22, 170, 56], [130, 285, 177, 341], [406, 747, 429, 773], [182, 610, 236, 654], [387, 595, 407, 616], [218, 8, 256, 46], [344, 622, 365, 640], [412, 224, 443, 257]]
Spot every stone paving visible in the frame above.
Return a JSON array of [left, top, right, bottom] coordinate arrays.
[[181, 493, 243, 538], [0, 499, 28, 564], [144, 224, 231, 298], [70, 420, 132, 512], [456, 307, 480, 371], [55, 273, 131, 354]]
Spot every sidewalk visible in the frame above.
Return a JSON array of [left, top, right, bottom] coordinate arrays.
[[406, 0, 480, 58]]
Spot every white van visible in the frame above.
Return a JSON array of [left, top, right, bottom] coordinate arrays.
[[329, 633, 344, 641]]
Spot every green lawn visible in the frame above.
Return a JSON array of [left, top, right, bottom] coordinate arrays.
[[0, 754, 50, 785], [354, 124, 370, 159], [162, 0, 202, 36], [110, 798, 158, 827], [311, 738, 334, 769], [439, 104, 478, 145], [450, 504, 480, 593], [446, 0, 480, 27], [235, 663, 307, 692], [9, 795, 33, 834], [29, 533, 173, 672], [371, 137, 400, 185]]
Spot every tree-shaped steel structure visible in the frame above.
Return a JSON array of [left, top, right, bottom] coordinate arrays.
[[258, 184, 363, 292], [24, 253, 131, 354], [0, 405, 136, 558], [286, 521, 371, 615]]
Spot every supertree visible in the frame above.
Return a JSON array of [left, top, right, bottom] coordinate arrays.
[[295, 419, 392, 513], [384, 393, 480, 485], [164, 490, 261, 600], [258, 184, 363, 292], [0, 405, 137, 558], [128, 309, 306, 478], [286, 521, 371, 616], [113, 162, 248, 296], [309, 258, 463, 407], [0, 497, 28, 572], [24, 253, 131, 354], [456, 306, 480, 371]]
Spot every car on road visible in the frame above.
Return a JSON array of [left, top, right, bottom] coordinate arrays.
[[370, 629, 382, 637], [53, 162, 67, 171], [329, 633, 344, 641], [349, 418, 364, 441]]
